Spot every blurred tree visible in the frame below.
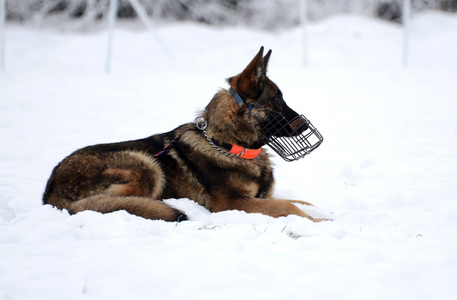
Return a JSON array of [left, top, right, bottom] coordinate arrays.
[[377, 1, 402, 23], [4, 0, 455, 29]]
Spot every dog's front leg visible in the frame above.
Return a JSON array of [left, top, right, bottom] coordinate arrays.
[[280, 199, 329, 222], [210, 197, 326, 222], [283, 199, 315, 206]]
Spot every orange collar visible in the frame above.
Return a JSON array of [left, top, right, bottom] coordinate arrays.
[[228, 144, 262, 159]]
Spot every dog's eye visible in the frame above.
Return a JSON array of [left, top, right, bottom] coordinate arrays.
[[274, 95, 283, 104]]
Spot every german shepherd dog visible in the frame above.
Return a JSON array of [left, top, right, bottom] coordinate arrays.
[[43, 47, 325, 222]]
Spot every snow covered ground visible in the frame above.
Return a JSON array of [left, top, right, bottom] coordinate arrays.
[[1, 12, 457, 299]]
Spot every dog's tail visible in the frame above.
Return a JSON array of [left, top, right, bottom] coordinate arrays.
[[44, 195, 188, 222]]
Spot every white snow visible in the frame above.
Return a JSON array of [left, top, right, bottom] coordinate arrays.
[[1, 12, 457, 299]]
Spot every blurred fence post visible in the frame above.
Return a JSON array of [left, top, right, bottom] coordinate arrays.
[[105, 0, 171, 73], [403, 0, 411, 68], [128, 0, 171, 59], [105, 0, 118, 73], [1, 0, 5, 71], [300, 0, 309, 68]]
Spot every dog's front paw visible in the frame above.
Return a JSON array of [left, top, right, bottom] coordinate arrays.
[[308, 216, 332, 222]]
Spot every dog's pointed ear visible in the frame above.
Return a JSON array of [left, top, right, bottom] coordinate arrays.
[[245, 46, 265, 81], [262, 49, 272, 75], [228, 47, 272, 99]]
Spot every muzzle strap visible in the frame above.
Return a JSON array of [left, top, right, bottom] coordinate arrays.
[[229, 88, 253, 110]]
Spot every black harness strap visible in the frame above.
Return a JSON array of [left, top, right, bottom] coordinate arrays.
[[155, 127, 196, 157]]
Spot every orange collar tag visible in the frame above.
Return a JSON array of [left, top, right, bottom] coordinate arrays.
[[229, 144, 262, 159]]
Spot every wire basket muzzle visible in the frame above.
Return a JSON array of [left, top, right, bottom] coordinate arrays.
[[264, 112, 324, 162]]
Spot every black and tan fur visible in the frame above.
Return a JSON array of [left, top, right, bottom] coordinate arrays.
[[43, 47, 323, 222]]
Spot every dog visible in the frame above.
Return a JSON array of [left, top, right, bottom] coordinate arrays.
[[43, 47, 324, 222]]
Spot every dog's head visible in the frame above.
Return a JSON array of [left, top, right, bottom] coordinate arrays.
[[228, 47, 307, 142], [203, 47, 323, 160]]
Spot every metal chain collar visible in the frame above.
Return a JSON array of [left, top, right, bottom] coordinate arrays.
[[195, 117, 248, 158]]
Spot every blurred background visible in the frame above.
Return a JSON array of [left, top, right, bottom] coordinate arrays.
[[4, 0, 457, 30]]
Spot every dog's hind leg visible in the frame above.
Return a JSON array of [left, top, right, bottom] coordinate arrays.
[[68, 195, 188, 222], [44, 151, 188, 221]]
